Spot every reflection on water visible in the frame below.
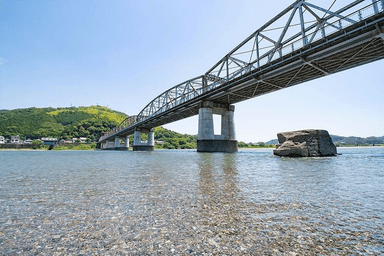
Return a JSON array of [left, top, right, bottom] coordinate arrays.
[[0, 148, 383, 255]]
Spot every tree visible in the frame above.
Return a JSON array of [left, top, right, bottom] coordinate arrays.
[[238, 141, 248, 147], [32, 140, 43, 149]]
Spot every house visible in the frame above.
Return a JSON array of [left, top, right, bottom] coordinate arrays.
[[0, 136, 4, 144], [10, 135, 20, 144], [24, 139, 33, 144], [72, 137, 87, 143], [41, 138, 58, 146]]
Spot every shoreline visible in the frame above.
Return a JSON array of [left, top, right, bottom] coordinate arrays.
[[1, 146, 384, 152], [0, 148, 95, 152]]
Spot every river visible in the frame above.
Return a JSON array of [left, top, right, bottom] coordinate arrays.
[[0, 147, 383, 255]]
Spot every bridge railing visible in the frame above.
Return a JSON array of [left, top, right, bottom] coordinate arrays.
[[98, 115, 138, 142], [99, 0, 384, 142]]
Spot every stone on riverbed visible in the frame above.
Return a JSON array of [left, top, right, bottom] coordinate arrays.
[[273, 129, 337, 157]]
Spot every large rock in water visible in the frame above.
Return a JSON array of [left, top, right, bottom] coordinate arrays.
[[273, 129, 337, 157]]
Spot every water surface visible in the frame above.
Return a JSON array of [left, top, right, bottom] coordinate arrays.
[[0, 148, 383, 255]]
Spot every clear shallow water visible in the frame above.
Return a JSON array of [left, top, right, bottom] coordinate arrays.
[[0, 148, 383, 255]]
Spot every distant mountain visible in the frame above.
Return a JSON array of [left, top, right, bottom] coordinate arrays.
[[266, 139, 278, 145], [330, 135, 384, 145], [265, 135, 384, 145], [329, 135, 345, 142]]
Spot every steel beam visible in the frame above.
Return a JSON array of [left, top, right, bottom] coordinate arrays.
[[376, 23, 384, 41], [300, 57, 329, 75]]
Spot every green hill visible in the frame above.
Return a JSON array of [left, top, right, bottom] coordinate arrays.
[[152, 127, 197, 149], [0, 106, 127, 141], [0, 106, 197, 147]]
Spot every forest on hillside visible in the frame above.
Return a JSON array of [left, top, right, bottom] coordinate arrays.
[[0, 106, 126, 141], [0, 106, 197, 148], [152, 127, 197, 149]]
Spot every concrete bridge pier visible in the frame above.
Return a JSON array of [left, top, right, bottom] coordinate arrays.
[[123, 136, 130, 148], [197, 101, 238, 152], [102, 140, 115, 150], [106, 140, 112, 150], [133, 128, 155, 151], [113, 136, 130, 150], [114, 137, 120, 148]]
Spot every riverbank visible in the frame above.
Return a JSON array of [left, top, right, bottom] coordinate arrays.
[[0, 148, 47, 151], [1, 145, 384, 152], [0, 144, 96, 151]]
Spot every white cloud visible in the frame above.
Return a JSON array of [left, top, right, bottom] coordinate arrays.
[[0, 57, 7, 66]]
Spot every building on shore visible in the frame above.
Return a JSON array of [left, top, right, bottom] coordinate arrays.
[[0, 136, 4, 144], [41, 138, 58, 147], [10, 135, 20, 144], [72, 137, 87, 143]]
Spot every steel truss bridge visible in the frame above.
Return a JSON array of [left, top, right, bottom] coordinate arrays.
[[99, 0, 384, 143]]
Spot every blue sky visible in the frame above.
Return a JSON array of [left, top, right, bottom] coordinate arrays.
[[1, 0, 383, 142]]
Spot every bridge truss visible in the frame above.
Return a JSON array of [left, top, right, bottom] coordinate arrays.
[[100, 0, 384, 142]]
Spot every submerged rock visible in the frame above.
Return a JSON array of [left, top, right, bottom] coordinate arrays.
[[273, 129, 337, 157]]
